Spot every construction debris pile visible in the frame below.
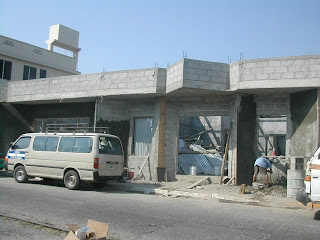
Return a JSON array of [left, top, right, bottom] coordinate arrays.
[[178, 138, 224, 175]]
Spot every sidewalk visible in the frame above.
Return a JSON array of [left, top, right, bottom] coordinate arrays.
[[107, 175, 318, 210]]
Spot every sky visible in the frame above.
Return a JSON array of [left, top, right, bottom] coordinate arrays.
[[1, 0, 320, 74]]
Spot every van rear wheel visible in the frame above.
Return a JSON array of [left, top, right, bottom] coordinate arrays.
[[64, 170, 80, 190], [14, 166, 28, 183]]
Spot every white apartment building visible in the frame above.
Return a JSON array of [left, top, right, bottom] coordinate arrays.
[[0, 24, 80, 84]]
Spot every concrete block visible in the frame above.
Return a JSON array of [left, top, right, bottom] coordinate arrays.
[[281, 60, 294, 66], [282, 72, 294, 79], [221, 64, 229, 72], [244, 74, 255, 81], [256, 61, 269, 68], [245, 62, 256, 68], [309, 72, 319, 78], [310, 65, 320, 71], [294, 59, 305, 65], [269, 61, 281, 67], [294, 72, 305, 78], [275, 66, 288, 73], [257, 73, 268, 80], [211, 64, 222, 71], [263, 67, 275, 74], [288, 66, 301, 72], [269, 73, 281, 79]]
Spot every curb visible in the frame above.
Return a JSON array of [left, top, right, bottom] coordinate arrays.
[[110, 184, 262, 204], [108, 183, 319, 209]]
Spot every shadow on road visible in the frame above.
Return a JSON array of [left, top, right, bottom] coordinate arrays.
[[0, 170, 159, 195]]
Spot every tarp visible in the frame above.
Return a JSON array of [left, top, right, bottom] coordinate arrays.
[[178, 139, 224, 175]]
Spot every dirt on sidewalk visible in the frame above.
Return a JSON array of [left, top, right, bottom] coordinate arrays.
[[0, 216, 68, 240]]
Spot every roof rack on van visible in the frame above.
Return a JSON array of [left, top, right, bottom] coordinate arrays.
[[45, 123, 109, 134]]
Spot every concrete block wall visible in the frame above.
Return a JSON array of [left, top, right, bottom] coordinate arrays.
[[7, 68, 166, 102], [156, 68, 167, 93], [97, 100, 129, 121], [256, 94, 290, 115], [183, 59, 229, 90], [177, 96, 230, 117], [230, 55, 320, 91], [164, 100, 180, 181], [166, 59, 184, 93], [166, 58, 229, 93], [0, 81, 8, 101]]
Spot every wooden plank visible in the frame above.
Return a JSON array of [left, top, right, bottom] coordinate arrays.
[[187, 176, 212, 189], [220, 123, 232, 184], [226, 177, 235, 185], [133, 155, 149, 180], [158, 97, 166, 169]]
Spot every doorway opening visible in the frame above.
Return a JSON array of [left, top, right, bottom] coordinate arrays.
[[177, 116, 230, 176]]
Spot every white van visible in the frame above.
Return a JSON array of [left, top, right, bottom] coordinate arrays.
[[304, 147, 320, 202], [5, 132, 124, 190]]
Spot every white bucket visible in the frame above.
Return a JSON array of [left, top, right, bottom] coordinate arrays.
[[214, 166, 221, 176], [287, 170, 305, 198], [190, 166, 197, 175]]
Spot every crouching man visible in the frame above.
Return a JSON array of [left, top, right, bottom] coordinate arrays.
[[253, 157, 273, 187]]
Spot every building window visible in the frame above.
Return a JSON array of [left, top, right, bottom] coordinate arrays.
[[133, 117, 153, 156], [0, 59, 12, 80], [23, 65, 37, 80], [40, 69, 46, 78]]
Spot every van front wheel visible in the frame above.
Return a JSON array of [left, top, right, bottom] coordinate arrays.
[[14, 166, 28, 183], [64, 170, 80, 190]]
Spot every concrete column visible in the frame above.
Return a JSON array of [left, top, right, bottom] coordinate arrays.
[[290, 89, 318, 157], [236, 94, 257, 185], [318, 89, 320, 148]]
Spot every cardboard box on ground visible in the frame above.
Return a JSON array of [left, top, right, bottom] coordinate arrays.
[[65, 219, 109, 240]]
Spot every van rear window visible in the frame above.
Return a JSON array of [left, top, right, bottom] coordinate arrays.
[[33, 136, 59, 152], [99, 137, 122, 155], [58, 137, 92, 153]]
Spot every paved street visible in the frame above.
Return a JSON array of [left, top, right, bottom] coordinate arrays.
[[0, 175, 319, 240]]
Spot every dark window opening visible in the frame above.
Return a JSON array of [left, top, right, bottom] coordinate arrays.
[[23, 65, 37, 80], [40, 69, 46, 78], [0, 59, 12, 80]]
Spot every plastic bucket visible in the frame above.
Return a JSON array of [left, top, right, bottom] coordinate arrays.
[[190, 166, 197, 176], [214, 166, 221, 176], [128, 171, 135, 180], [287, 170, 305, 198]]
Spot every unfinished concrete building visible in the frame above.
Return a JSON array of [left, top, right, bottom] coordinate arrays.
[[1, 25, 319, 185]]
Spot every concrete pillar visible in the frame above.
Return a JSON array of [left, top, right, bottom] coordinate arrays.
[[236, 94, 257, 185], [290, 89, 318, 157]]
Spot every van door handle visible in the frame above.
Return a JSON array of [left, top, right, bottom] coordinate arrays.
[[313, 177, 318, 179], [106, 161, 119, 164]]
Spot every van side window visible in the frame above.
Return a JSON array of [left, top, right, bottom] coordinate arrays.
[[33, 137, 59, 152], [12, 137, 31, 149], [59, 137, 92, 153]]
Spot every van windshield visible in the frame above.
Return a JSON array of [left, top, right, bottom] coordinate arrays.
[[99, 137, 123, 155]]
